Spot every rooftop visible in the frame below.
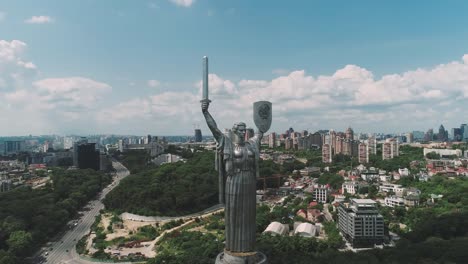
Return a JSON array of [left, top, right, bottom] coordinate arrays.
[[352, 198, 376, 204]]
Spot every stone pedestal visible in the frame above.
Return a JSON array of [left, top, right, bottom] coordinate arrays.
[[215, 250, 267, 264]]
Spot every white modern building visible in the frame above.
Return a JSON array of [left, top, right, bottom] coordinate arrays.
[[314, 185, 329, 203], [398, 168, 409, 177], [423, 148, 462, 158], [342, 181, 359, 195], [338, 199, 385, 248], [384, 196, 405, 207], [379, 183, 404, 195]]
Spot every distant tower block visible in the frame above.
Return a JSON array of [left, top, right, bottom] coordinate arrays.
[[195, 129, 202, 142], [245, 128, 255, 140]]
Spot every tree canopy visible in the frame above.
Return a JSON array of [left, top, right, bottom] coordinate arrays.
[[0, 168, 111, 263], [103, 151, 219, 216]]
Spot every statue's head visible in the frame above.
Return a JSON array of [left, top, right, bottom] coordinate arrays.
[[232, 122, 246, 144]]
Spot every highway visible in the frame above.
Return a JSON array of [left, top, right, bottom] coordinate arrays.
[[36, 161, 130, 264]]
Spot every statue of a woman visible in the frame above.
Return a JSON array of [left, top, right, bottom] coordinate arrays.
[[202, 100, 262, 253]]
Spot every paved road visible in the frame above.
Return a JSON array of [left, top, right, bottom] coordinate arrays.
[[121, 203, 223, 222], [37, 161, 130, 264], [323, 203, 334, 222]]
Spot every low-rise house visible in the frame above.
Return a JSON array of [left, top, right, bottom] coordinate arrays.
[[355, 164, 367, 172], [379, 183, 403, 194], [392, 172, 401, 180], [296, 209, 307, 219], [418, 173, 430, 182], [430, 194, 443, 203], [342, 181, 359, 195], [398, 168, 410, 177], [404, 195, 420, 207], [333, 195, 345, 203], [307, 209, 324, 222], [360, 168, 379, 181], [405, 187, 421, 197], [385, 196, 405, 207]]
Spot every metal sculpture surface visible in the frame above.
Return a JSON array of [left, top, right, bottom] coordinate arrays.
[[201, 57, 269, 264]]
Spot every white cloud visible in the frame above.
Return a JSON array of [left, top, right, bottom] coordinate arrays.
[[3, 37, 468, 135], [0, 40, 37, 89], [33, 77, 111, 109], [169, 0, 195, 8], [195, 74, 236, 98], [147, 79, 160, 87], [24, 16, 54, 24], [98, 54, 468, 134], [0, 39, 113, 134]]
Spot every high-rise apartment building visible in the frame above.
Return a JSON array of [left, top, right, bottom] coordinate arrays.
[[245, 128, 255, 140], [462, 124, 468, 141], [406, 133, 414, 143], [382, 142, 392, 160], [338, 199, 385, 248], [322, 143, 332, 163], [392, 138, 399, 157], [75, 142, 100, 170], [358, 143, 369, 164], [329, 130, 336, 151], [144, 134, 152, 144], [2, 141, 25, 155], [335, 136, 343, 154], [310, 132, 323, 147], [346, 127, 354, 140], [382, 138, 399, 160], [73, 138, 88, 167], [342, 139, 352, 156], [63, 137, 74, 150], [194, 129, 202, 142], [451, 128, 461, 141], [437, 125, 448, 142], [412, 131, 425, 140], [285, 138, 294, 150], [367, 136, 377, 155], [268, 132, 277, 148], [424, 129, 434, 141]]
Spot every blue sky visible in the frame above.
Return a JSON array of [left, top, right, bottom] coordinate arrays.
[[1, 0, 468, 135]]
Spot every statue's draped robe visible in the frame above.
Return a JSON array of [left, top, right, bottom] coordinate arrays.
[[215, 134, 260, 253]]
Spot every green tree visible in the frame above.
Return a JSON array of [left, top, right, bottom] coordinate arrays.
[[425, 152, 440, 159], [6, 231, 32, 255]]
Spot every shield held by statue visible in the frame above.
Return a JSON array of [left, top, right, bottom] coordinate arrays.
[[253, 101, 272, 133]]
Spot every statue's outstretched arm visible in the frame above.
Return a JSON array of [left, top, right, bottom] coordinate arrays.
[[201, 101, 223, 143], [250, 131, 264, 150]]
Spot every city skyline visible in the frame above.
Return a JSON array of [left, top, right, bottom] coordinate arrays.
[[1, 1, 468, 135]]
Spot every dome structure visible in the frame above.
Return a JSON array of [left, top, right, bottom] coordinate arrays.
[[264, 221, 289, 236]]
